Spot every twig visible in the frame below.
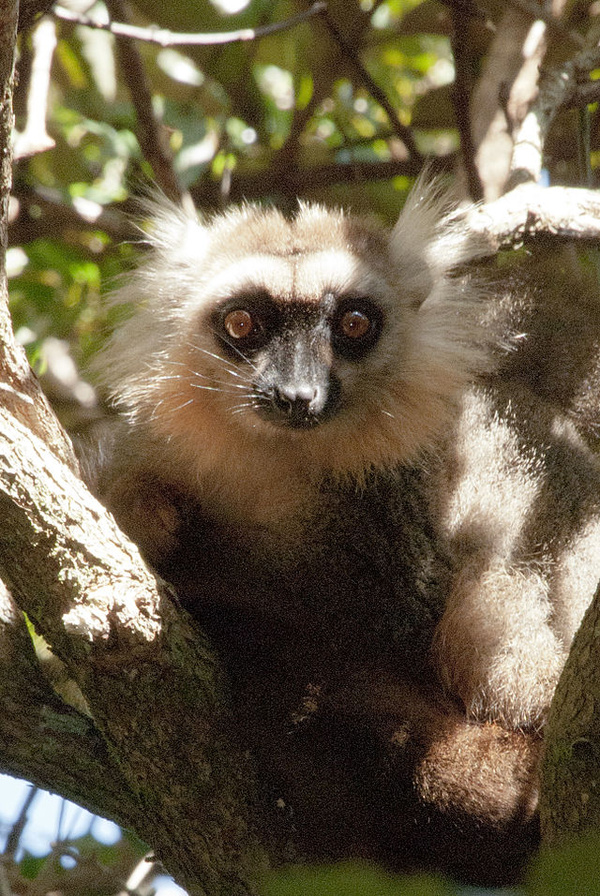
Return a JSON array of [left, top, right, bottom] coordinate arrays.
[[318, 6, 423, 161], [4, 785, 38, 860], [103, 0, 190, 208], [53, 1, 327, 47], [13, 15, 56, 160]]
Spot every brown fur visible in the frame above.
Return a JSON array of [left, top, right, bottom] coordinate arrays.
[[89, 182, 600, 883]]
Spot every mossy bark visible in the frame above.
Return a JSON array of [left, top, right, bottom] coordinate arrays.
[[540, 583, 600, 841]]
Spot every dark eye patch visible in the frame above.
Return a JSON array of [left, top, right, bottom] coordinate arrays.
[[331, 296, 384, 360], [211, 292, 279, 358]]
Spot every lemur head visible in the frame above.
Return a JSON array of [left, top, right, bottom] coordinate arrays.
[[100, 181, 489, 479]]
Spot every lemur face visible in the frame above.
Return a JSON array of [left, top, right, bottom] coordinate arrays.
[[209, 284, 385, 431], [99, 184, 487, 475]]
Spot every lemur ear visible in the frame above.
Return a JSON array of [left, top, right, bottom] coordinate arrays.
[[389, 178, 489, 306], [136, 195, 214, 267]]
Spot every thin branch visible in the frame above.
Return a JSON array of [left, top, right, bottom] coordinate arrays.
[[13, 15, 56, 160], [53, 1, 327, 47], [505, 0, 584, 48], [104, 0, 190, 208], [448, 2, 484, 200], [4, 783, 37, 860], [318, 6, 423, 161]]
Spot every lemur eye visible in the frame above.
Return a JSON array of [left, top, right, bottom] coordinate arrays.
[[338, 309, 371, 340], [224, 309, 256, 340], [332, 298, 383, 360]]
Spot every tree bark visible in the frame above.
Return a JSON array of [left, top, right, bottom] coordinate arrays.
[[0, 7, 266, 893], [540, 582, 600, 841]]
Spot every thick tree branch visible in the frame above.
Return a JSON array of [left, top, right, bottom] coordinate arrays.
[[463, 183, 600, 251], [0, 581, 138, 828], [0, 0, 77, 474], [0, 405, 265, 896]]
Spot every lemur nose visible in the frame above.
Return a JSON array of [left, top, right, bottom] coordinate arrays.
[[273, 384, 322, 421]]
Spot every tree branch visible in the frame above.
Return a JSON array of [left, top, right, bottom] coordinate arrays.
[[448, 1, 484, 200], [463, 182, 600, 251], [0, 404, 264, 895], [2, 2, 81, 477], [508, 45, 600, 188], [505, 0, 584, 49], [540, 581, 600, 841], [318, 5, 423, 162], [466, 9, 547, 200], [13, 14, 56, 160], [54, 1, 327, 47], [0, 581, 138, 829], [104, 0, 190, 207]]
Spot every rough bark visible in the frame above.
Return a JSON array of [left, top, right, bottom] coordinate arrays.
[[0, 385, 265, 896], [0, 7, 265, 893], [0, 580, 136, 828], [540, 583, 600, 841]]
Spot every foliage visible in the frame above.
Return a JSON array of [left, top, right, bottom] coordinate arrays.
[[9, 0, 600, 386], [7, 785, 600, 896]]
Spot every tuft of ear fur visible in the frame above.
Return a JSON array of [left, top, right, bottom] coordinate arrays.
[[390, 175, 490, 283], [384, 177, 493, 450]]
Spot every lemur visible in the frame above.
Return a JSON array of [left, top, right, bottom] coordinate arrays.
[[89, 180, 600, 884]]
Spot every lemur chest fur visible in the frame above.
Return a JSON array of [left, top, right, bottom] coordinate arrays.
[[158, 464, 449, 670]]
